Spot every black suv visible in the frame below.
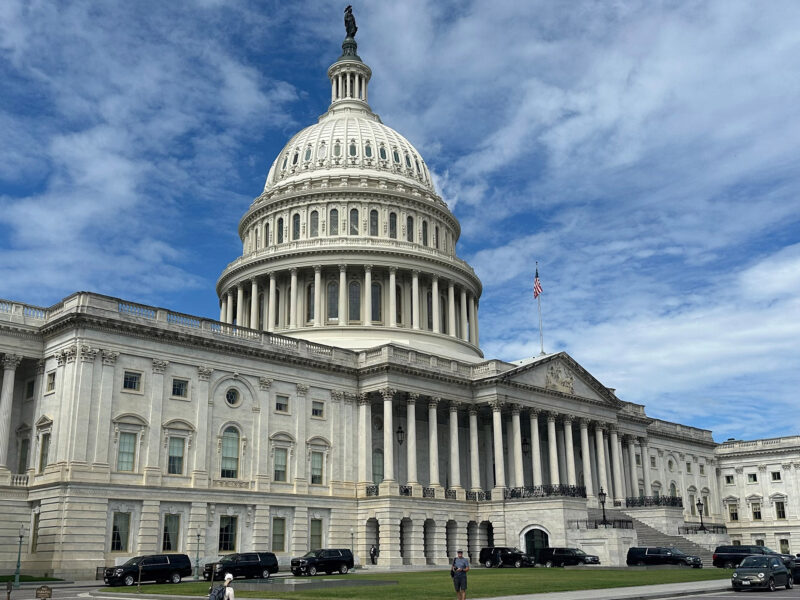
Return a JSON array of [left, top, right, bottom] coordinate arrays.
[[539, 547, 600, 567], [714, 545, 797, 578], [203, 552, 279, 581], [479, 547, 534, 568], [104, 554, 192, 586], [627, 547, 703, 568], [291, 549, 354, 576]]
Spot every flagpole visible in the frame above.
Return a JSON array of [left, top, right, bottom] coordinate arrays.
[[535, 262, 545, 355]]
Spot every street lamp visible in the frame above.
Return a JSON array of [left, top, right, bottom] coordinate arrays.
[[350, 527, 355, 558], [696, 499, 707, 532], [395, 425, 405, 446], [521, 437, 530, 455], [13, 525, 24, 589], [598, 487, 609, 527], [195, 531, 202, 579]]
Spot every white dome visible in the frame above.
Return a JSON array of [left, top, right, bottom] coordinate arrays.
[[265, 112, 435, 194]]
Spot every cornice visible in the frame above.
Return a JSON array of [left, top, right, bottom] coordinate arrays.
[[357, 363, 473, 389]]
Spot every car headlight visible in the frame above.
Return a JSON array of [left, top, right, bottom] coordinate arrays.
[[732, 573, 738, 578], [758, 572, 765, 579]]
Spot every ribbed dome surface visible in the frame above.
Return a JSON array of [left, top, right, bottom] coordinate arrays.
[[264, 112, 435, 194]]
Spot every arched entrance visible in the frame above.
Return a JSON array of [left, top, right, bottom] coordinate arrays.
[[524, 528, 549, 562]]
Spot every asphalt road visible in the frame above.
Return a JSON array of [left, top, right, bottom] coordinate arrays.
[[667, 592, 800, 599]]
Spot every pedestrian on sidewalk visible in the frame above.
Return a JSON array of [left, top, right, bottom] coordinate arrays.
[[370, 544, 378, 564], [451, 549, 469, 600]]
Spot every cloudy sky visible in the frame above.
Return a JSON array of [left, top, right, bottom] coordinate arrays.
[[1, 1, 798, 442]]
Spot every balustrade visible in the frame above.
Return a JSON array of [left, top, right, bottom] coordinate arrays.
[[365, 485, 379, 497], [445, 489, 456, 499], [399, 485, 412, 496], [422, 487, 435, 498], [626, 495, 683, 508], [504, 485, 586, 499]]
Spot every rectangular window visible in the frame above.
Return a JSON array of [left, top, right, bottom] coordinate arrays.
[[45, 372, 56, 393], [274, 448, 287, 482], [699, 464, 705, 475], [111, 512, 131, 552], [18, 438, 29, 474], [776, 501, 786, 519], [171, 378, 188, 398], [752, 502, 762, 520], [218, 515, 237, 552], [117, 432, 137, 471], [167, 437, 185, 475], [748, 473, 758, 483], [272, 517, 285, 552], [755, 539, 765, 547], [311, 401, 324, 418], [162, 514, 180, 551], [123, 371, 141, 391], [311, 451, 323, 485], [635, 454, 641, 466], [729, 503, 739, 521], [725, 474, 734, 484], [275, 395, 289, 413], [732, 540, 741, 546], [38, 433, 50, 473], [771, 471, 782, 482], [650, 456, 656, 468], [780, 539, 790, 554], [31, 513, 40, 553], [690, 494, 696, 515], [703, 495, 709, 516], [310, 518, 322, 550], [25, 379, 35, 400], [686, 462, 692, 473]]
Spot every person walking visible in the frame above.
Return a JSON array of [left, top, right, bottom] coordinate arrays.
[[451, 549, 469, 600], [370, 544, 378, 565], [223, 573, 235, 599]]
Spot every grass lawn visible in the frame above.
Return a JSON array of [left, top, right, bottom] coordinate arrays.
[[111, 568, 731, 599]]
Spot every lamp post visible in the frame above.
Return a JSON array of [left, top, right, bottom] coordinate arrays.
[[522, 437, 530, 455], [696, 499, 707, 532], [195, 531, 201, 579], [350, 527, 355, 558], [598, 487, 609, 527], [13, 525, 24, 589], [395, 425, 405, 446]]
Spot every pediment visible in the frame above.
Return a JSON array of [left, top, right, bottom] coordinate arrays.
[[500, 353, 621, 407], [35, 415, 53, 429]]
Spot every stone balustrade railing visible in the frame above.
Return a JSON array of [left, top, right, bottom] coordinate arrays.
[[626, 495, 684, 508], [504, 485, 587, 500]]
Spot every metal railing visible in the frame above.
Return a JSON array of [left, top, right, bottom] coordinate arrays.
[[399, 485, 412, 496], [445, 489, 456, 499], [466, 490, 491, 501], [365, 485, 379, 497], [626, 495, 683, 508], [504, 485, 587, 499], [678, 524, 727, 534], [422, 487, 435, 498], [571, 519, 634, 530]]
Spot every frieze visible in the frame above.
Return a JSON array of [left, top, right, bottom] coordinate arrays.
[[101, 350, 119, 366], [296, 383, 309, 395], [197, 366, 213, 381], [152, 358, 169, 374], [259, 377, 273, 390], [545, 363, 574, 395]]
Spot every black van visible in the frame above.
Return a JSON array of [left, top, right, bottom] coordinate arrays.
[[626, 547, 702, 567], [538, 547, 600, 567], [104, 554, 192, 586], [478, 547, 534, 568], [291, 548, 354, 575], [204, 552, 279, 580]]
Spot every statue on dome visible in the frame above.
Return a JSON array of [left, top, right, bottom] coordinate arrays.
[[344, 5, 358, 38]]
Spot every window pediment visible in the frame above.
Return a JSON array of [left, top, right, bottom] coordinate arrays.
[[112, 413, 148, 427], [162, 418, 194, 432], [35, 415, 53, 429]]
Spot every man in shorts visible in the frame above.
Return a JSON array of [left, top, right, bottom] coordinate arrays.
[[451, 549, 470, 600]]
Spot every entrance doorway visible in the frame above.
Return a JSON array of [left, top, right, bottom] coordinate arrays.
[[524, 528, 549, 562]]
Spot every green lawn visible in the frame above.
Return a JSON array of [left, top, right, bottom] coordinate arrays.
[[110, 568, 731, 599]]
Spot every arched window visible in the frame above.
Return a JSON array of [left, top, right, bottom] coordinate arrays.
[[372, 449, 384, 485], [365, 142, 373, 158], [670, 482, 677, 497], [274, 290, 280, 327], [220, 427, 239, 479], [310, 210, 319, 237], [389, 212, 397, 239], [369, 209, 378, 236], [333, 141, 341, 157], [281, 155, 288, 169], [265, 223, 270, 246], [422, 221, 428, 246], [405, 153, 412, 168], [317, 142, 327, 159], [371, 282, 382, 322], [327, 281, 339, 321], [348, 281, 361, 322], [306, 283, 315, 322], [406, 216, 414, 242], [349, 208, 359, 235], [435, 225, 439, 249], [349, 141, 357, 157], [426, 291, 433, 329], [396, 285, 403, 325], [379, 145, 387, 160], [277, 218, 284, 243], [304, 146, 312, 162], [292, 214, 300, 240], [392, 148, 400, 164], [329, 209, 339, 235], [292, 151, 299, 166]]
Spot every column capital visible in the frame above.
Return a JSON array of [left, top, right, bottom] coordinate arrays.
[[79, 345, 99, 363], [578, 417, 591, 428], [546, 411, 557, 423], [380, 387, 396, 401], [624, 434, 637, 444], [638, 436, 648, 445], [197, 365, 213, 381], [412, 269, 420, 277], [561, 414, 574, 426], [259, 377, 273, 390], [290, 267, 298, 275], [431, 273, 439, 282], [389, 266, 397, 274], [269, 271, 277, 281], [296, 383, 309, 396], [528, 408, 540, 419], [449, 400, 463, 413], [489, 399, 504, 412], [339, 264, 347, 273], [101, 350, 119, 366], [152, 358, 169, 374], [356, 393, 370, 406], [227, 288, 235, 296], [313, 265, 322, 273], [608, 424, 619, 435], [510, 403, 521, 416], [36, 359, 46, 374], [364, 264, 373, 273], [330, 390, 344, 403], [468, 405, 478, 416], [593, 421, 607, 432], [2, 354, 22, 370], [407, 392, 419, 404], [428, 396, 440, 409]]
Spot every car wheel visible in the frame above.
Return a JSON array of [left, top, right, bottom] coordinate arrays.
[[545, 560, 554, 568], [484, 560, 493, 568], [291, 569, 299, 576], [577, 560, 585, 566], [123, 575, 135, 587], [170, 572, 181, 584], [768, 577, 776, 592], [514, 559, 522, 568], [786, 575, 793, 589], [308, 566, 317, 576], [261, 569, 271, 579], [636, 561, 645, 566], [723, 561, 734, 569], [339, 564, 349, 575]]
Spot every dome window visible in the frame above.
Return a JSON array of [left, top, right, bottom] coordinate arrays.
[[369, 209, 378, 236], [333, 141, 341, 157], [349, 208, 359, 235], [405, 153, 412, 168], [422, 221, 428, 246], [304, 147, 312, 162], [389, 212, 397, 239], [415, 158, 421, 173], [292, 151, 299, 166], [392, 149, 400, 163], [379, 145, 387, 160], [277, 218, 284, 243], [310, 210, 319, 237], [329, 209, 339, 235], [292, 214, 300, 240], [406, 216, 414, 242], [282, 155, 288, 169], [365, 143, 373, 158], [317, 142, 327, 159], [349, 141, 357, 157]]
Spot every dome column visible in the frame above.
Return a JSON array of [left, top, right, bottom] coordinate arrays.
[[363, 266, 372, 326], [226, 289, 234, 324], [267, 273, 276, 332], [431, 276, 440, 333], [250, 279, 259, 330], [411, 270, 420, 330], [469, 295, 478, 345], [468, 407, 481, 491], [460, 288, 468, 341], [449, 401, 462, 490], [447, 281, 456, 337], [219, 296, 226, 323], [338, 265, 347, 326], [388, 268, 397, 327], [427, 397, 440, 487], [313, 266, 322, 327], [289, 268, 298, 328], [236, 284, 244, 326]]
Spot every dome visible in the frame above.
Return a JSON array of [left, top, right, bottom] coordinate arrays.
[[265, 113, 435, 195]]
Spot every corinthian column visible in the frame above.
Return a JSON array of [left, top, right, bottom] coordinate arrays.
[[511, 405, 524, 488], [313, 266, 322, 327], [447, 281, 456, 336], [357, 395, 371, 484], [491, 400, 505, 490], [449, 401, 461, 489], [382, 388, 395, 481], [267, 273, 276, 331], [406, 394, 418, 485], [0, 354, 23, 468], [469, 406, 481, 491], [547, 413, 560, 486], [530, 410, 542, 486], [563, 417, 576, 486], [236, 283, 244, 325], [639, 437, 652, 495], [250, 279, 259, 329], [460, 288, 468, 341], [579, 419, 594, 497], [610, 427, 624, 503], [428, 397, 440, 486], [226, 289, 234, 324], [289, 268, 298, 328], [338, 265, 347, 326], [363, 265, 372, 326], [627, 436, 638, 497], [389, 268, 397, 327], [431, 276, 440, 333], [411, 270, 420, 329], [595, 423, 608, 495]]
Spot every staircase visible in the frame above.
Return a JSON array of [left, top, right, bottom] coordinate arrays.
[[587, 509, 714, 567]]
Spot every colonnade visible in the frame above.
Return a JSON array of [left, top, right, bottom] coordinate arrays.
[[219, 266, 480, 346]]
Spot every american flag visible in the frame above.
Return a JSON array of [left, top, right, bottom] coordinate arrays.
[[533, 268, 543, 299]]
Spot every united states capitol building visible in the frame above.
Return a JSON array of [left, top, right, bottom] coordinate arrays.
[[1, 16, 799, 579]]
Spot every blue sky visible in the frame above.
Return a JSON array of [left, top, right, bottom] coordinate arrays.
[[1, 1, 799, 442]]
